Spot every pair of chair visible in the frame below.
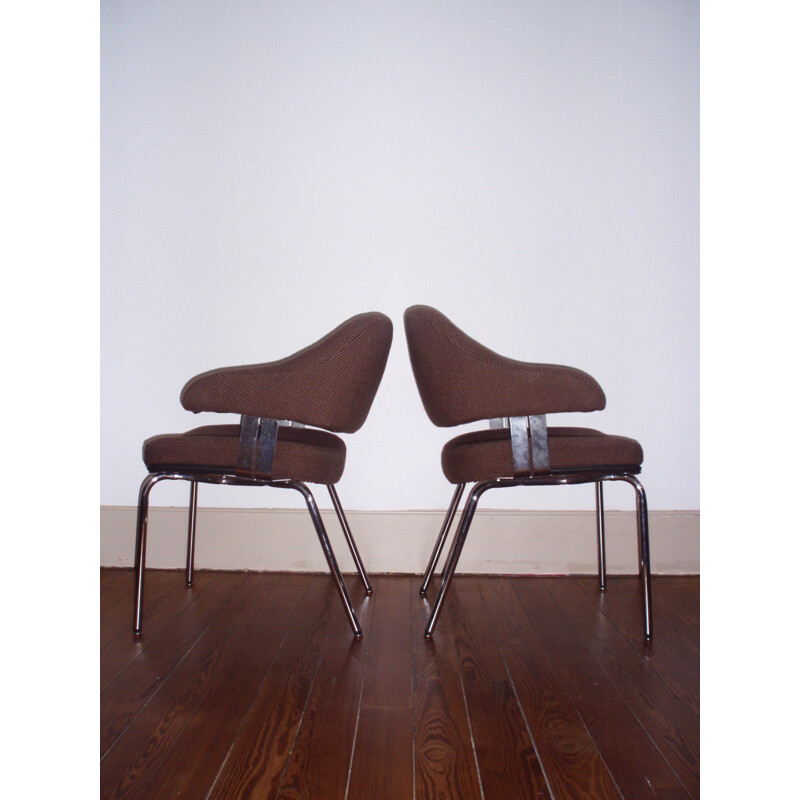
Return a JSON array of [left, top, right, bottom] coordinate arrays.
[[133, 306, 652, 641]]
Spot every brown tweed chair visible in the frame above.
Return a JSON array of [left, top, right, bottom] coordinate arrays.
[[133, 312, 393, 638], [404, 305, 652, 640]]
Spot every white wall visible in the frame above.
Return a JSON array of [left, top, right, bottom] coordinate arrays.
[[101, 0, 698, 514]]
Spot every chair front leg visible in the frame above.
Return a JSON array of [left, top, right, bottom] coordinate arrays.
[[420, 483, 465, 596], [185, 480, 198, 586], [608, 474, 653, 640], [133, 473, 166, 635], [327, 485, 372, 595], [631, 476, 653, 640], [289, 481, 363, 638], [595, 481, 607, 591], [424, 481, 492, 638]]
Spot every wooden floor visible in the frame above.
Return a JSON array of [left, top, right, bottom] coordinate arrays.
[[101, 570, 699, 799]]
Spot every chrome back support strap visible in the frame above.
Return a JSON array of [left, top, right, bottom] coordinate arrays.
[[237, 415, 279, 477], [508, 414, 550, 475]]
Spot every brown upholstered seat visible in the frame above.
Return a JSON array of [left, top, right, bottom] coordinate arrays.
[[133, 312, 393, 639], [404, 305, 653, 641], [144, 424, 347, 485], [441, 426, 643, 484]]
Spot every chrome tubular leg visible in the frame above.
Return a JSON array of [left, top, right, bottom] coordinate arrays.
[[607, 474, 653, 640], [133, 473, 165, 635], [420, 483, 465, 596], [424, 482, 491, 638], [327, 484, 372, 595], [595, 481, 607, 591], [631, 477, 653, 640], [185, 481, 198, 586], [290, 481, 362, 638]]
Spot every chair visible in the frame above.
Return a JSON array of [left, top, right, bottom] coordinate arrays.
[[133, 312, 393, 638], [404, 305, 652, 640]]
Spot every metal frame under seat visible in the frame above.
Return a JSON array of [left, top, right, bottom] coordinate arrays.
[[419, 415, 653, 641], [133, 416, 372, 639]]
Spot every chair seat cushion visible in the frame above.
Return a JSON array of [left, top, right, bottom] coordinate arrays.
[[441, 426, 643, 483], [143, 424, 346, 485]]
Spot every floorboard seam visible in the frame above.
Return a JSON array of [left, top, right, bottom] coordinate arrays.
[[343, 668, 366, 800], [585, 579, 700, 725], [473, 577, 555, 800], [459, 671, 486, 800], [344, 579, 382, 800], [543, 580, 695, 798], [502, 654, 556, 800], [273, 595, 337, 797], [545, 586, 693, 797], [509, 578, 627, 800], [201, 577, 310, 800], [100, 624, 210, 762]]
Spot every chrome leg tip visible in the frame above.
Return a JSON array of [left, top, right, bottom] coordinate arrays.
[[364, 588, 373, 596], [419, 588, 427, 596]]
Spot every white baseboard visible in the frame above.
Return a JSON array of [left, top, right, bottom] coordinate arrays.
[[101, 506, 699, 575]]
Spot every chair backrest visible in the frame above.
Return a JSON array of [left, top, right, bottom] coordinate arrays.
[[404, 305, 605, 427], [181, 312, 393, 433]]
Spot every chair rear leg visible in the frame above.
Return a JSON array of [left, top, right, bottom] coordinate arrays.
[[420, 483, 465, 596], [327, 485, 372, 595], [185, 480, 198, 586], [292, 482, 362, 638], [424, 482, 490, 638], [595, 481, 607, 591]]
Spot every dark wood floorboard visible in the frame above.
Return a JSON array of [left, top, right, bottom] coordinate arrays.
[[99, 572, 134, 629], [412, 581, 484, 799], [138, 574, 314, 800], [348, 577, 414, 800], [349, 706, 415, 800], [448, 579, 550, 797], [585, 578, 700, 723], [101, 567, 130, 590], [101, 570, 204, 690], [652, 577, 701, 634], [101, 570, 699, 800], [100, 571, 248, 756], [205, 577, 336, 800], [545, 578, 700, 799], [478, 577, 625, 800], [276, 588, 374, 800], [359, 576, 413, 707], [513, 579, 692, 799], [101, 572, 293, 800]]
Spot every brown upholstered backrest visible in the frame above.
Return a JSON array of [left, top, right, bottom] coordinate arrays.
[[404, 305, 605, 427], [181, 312, 393, 433]]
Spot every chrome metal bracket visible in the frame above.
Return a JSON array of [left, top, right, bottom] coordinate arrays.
[[236, 415, 279, 477], [489, 417, 509, 429], [509, 415, 550, 475]]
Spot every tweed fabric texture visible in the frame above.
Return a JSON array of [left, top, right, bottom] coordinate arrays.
[[441, 426, 643, 484], [404, 306, 606, 427], [180, 312, 393, 433], [143, 424, 346, 485]]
